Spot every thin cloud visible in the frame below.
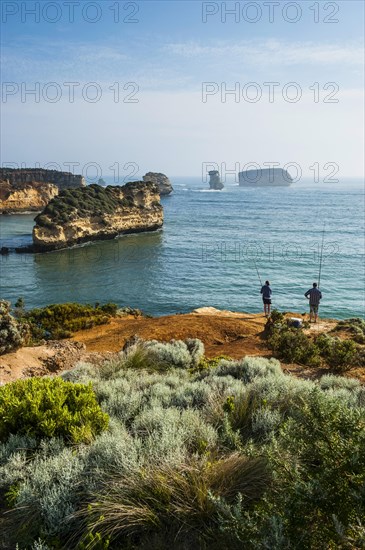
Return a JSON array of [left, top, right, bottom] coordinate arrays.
[[164, 40, 364, 66]]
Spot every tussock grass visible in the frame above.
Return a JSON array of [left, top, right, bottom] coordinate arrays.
[[81, 453, 269, 545]]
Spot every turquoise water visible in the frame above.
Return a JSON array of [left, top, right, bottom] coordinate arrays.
[[0, 178, 364, 319]]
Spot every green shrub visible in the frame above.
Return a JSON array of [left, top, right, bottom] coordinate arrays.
[[268, 325, 321, 366], [0, 300, 29, 354], [0, 378, 109, 444], [269, 388, 365, 547], [269, 309, 284, 323], [194, 354, 232, 373], [335, 318, 365, 344], [21, 302, 117, 342], [267, 323, 360, 371], [316, 334, 357, 372]]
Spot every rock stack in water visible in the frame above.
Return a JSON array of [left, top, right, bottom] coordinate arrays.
[[143, 172, 173, 195], [208, 171, 224, 190], [32, 181, 163, 252]]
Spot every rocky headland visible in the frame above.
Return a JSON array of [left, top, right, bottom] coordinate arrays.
[[0, 180, 59, 214], [0, 168, 85, 189], [0, 168, 86, 214], [239, 167, 293, 186], [32, 181, 163, 252], [143, 172, 173, 195]]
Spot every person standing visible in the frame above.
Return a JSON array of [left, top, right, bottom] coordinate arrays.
[[305, 282, 322, 323], [260, 280, 272, 317]]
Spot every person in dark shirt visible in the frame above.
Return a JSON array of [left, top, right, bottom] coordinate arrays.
[[305, 282, 322, 323], [260, 280, 272, 317]]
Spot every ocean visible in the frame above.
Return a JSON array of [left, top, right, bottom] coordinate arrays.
[[0, 177, 364, 319]]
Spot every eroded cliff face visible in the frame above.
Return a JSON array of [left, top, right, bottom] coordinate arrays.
[[143, 172, 173, 195], [0, 181, 59, 213], [32, 181, 163, 252]]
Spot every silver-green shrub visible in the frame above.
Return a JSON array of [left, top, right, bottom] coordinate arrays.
[[144, 337, 205, 369], [0, 299, 29, 355], [211, 356, 283, 383]]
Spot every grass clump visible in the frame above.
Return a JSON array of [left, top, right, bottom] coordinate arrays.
[[83, 453, 269, 547], [0, 377, 109, 444]]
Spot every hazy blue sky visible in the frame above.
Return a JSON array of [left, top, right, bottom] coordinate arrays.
[[1, 0, 364, 179]]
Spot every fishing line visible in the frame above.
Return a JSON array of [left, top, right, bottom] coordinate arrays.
[[318, 222, 326, 289]]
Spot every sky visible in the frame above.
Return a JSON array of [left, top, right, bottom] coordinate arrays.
[[1, 0, 364, 180]]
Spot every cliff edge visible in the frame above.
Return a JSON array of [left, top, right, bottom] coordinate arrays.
[[0, 168, 86, 214], [0, 168, 85, 189]]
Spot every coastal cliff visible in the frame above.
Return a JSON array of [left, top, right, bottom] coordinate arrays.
[[0, 168, 86, 214], [143, 172, 173, 195], [0, 168, 85, 189], [239, 167, 293, 186], [0, 180, 59, 213], [32, 181, 163, 252]]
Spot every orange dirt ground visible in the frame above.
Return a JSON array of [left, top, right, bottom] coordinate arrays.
[[70, 307, 340, 379], [1, 308, 363, 383]]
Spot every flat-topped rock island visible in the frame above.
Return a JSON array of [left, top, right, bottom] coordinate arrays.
[[239, 167, 293, 186]]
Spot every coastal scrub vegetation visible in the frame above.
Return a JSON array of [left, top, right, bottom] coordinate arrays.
[[334, 317, 365, 344], [0, 300, 144, 352], [266, 310, 365, 372], [1, 338, 365, 549], [19, 302, 118, 342], [34, 185, 134, 227], [0, 378, 109, 444]]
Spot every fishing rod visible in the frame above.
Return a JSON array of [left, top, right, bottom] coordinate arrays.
[[318, 222, 326, 289], [253, 259, 263, 287]]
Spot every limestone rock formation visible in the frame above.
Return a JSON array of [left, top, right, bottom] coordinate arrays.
[[239, 167, 293, 187], [0, 180, 59, 213], [143, 172, 173, 195], [208, 171, 224, 190], [0, 168, 85, 190], [32, 181, 163, 252]]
